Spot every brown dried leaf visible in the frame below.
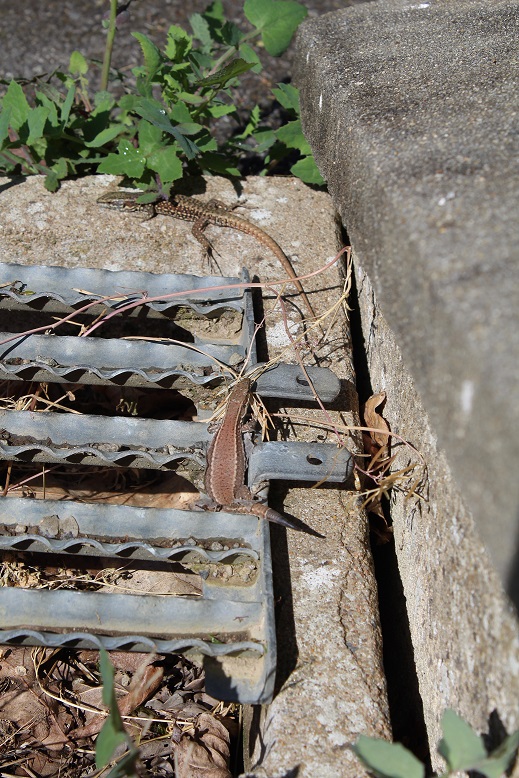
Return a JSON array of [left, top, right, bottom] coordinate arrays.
[[175, 712, 232, 778], [69, 655, 163, 740], [0, 648, 72, 749], [363, 392, 390, 451]]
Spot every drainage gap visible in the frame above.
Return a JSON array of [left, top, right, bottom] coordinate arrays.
[[348, 255, 431, 768]]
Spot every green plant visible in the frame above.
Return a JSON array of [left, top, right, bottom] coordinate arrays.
[[96, 648, 139, 777], [0, 0, 324, 194], [353, 709, 519, 778]]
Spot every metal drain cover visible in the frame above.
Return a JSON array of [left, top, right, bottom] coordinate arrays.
[[0, 261, 351, 703]]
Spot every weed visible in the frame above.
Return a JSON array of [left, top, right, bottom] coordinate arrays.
[[0, 0, 324, 194], [354, 709, 519, 778]]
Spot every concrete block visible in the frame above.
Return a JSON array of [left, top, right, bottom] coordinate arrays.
[[294, 0, 519, 590], [355, 262, 519, 771]]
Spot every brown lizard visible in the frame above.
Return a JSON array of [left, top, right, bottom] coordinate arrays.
[[203, 378, 317, 533], [97, 191, 316, 321]]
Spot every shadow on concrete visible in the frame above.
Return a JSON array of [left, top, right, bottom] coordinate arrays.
[[243, 515, 299, 770], [505, 512, 519, 615], [349, 261, 432, 769]]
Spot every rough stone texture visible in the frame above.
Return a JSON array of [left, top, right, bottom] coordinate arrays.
[[293, 0, 519, 590], [355, 262, 519, 772], [244, 492, 391, 777], [294, 0, 519, 768], [0, 175, 390, 775]]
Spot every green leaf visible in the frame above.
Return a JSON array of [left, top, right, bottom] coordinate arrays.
[[84, 124, 123, 148], [137, 119, 163, 153], [44, 170, 60, 192], [93, 90, 116, 112], [221, 20, 243, 47], [103, 749, 139, 778], [438, 710, 487, 771], [132, 32, 163, 79], [164, 25, 193, 62], [95, 649, 139, 773], [195, 58, 254, 89], [208, 103, 236, 118], [247, 126, 276, 153], [147, 145, 183, 181], [276, 118, 311, 154], [189, 13, 212, 47], [99, 650, 122, 723], [95, 718, 126, 768], [35, 92, 59, 126], [133, 98, 174, 131], [136, 192, 160, 204], [235, 104, 261, 139], [97, 139, 146, 177], [51, 156, 68, 179], [60, 84, 76, 125], [175, 122, 203, 135], [169, 102, 194, 124], [0, 106, 12, 145], [473, 731, 519, 778], [69, 50, 88, 75], [195, 132, 218, 152], [200, 0, 226, 43], [353, 736, 425, 778], [290, 155, 325, 185], [272, 82, 300, 112], [244, 0, 308, 57], [133, 98, 199, 159], [204, 0, 225, 24], [2, 80, 31, 130], [238, 42, 262, 72]]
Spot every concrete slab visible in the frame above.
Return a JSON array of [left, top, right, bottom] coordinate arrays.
[[355, 262, 519, 772], [294, 0, 519, 588], [0, 175, 390, 775], [294, 0, 519, 768]]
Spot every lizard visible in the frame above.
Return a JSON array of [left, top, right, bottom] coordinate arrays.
[[97, 190, 317, 322], [203, 378, 318, 533]]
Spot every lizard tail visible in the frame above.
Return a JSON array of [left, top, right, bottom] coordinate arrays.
[[248, 502, 324, 537]]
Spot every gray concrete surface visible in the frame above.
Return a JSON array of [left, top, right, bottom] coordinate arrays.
[[0, 174, 390, 775], [355, 263, 519, 773], [294, 0, 519, 594], [294, 0, 519, 768]]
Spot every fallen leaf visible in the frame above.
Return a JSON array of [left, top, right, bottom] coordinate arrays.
[[363, 392, 390, 451], [70, 654, 163, 740], [175, 712, 232, 778]]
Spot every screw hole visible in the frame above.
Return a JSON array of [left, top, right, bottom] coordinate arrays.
[[296, 375, 309, 386], [306, 455, 323, 466]]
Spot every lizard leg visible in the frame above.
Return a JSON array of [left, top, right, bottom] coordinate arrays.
[[191, 217, 222, 270]]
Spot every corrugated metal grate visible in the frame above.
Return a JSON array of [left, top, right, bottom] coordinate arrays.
[[0, 261, 350, 703]]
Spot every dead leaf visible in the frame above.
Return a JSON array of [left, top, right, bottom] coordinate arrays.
[[69, 654, 163, 740], [362, 392, 390, 451], [175, 712, 232, 778], [360, 392, 394, 532], [0, 648, 72, 749]]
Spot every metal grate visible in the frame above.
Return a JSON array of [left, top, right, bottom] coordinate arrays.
[[0, 261, 351, 703]]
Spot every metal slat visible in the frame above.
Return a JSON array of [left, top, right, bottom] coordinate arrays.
[[0, 262, 247, 314]]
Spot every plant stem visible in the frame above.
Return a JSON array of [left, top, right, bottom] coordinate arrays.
[[100, 0, 119, 92]]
